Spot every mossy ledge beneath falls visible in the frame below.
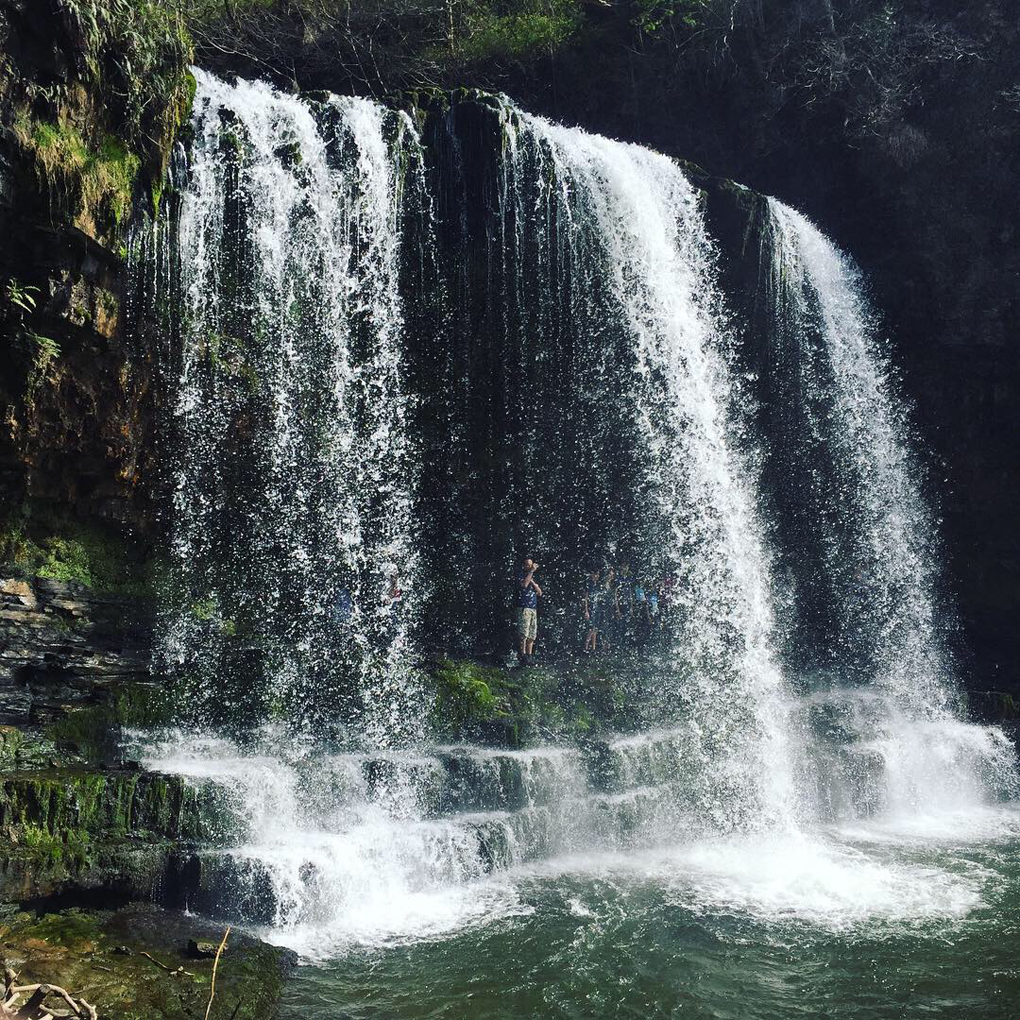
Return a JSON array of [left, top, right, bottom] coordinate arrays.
[[430, 656, 638, 746], [0, 561, 292, 1017], [0, 904, 295, 1020]]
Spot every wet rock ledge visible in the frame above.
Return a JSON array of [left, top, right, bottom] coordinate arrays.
[[0, 573, 295, 1018], [0, 904, 296, 1020]]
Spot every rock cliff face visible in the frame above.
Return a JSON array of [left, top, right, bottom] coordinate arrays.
[[0, 0, 189, 533], [0, 576, 151, 731], [0, 1, 189, 748], [0, 14, 300, 1011]]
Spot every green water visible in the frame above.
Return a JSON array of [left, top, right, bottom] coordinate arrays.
[[276, 823, 1020, 1019]]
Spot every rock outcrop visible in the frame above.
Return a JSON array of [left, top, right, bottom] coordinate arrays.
[[0, 0, 190, 530], [0, 904, 295, 1020], [0, 576, 151, 732]]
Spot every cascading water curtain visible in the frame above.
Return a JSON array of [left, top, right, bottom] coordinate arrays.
[[765, 200, 1017, 816], [495, 110, 799, 833], [159, 70, 427, 747], [766, 200, 952, 714]]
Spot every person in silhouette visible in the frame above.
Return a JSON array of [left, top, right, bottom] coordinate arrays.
[[614, 563, 633, 646], [331, 578, 354, 646], [378, 569, 404, 644], [582, 567, 601, 654], [333, 584, 353, 625], [385, 570, 403, 608], [658, 567, 676, 635], [600, 566, 616, 652], [632, 574, 649, 646], [647, 579, 660, 644], [516, 557, 542, 665]]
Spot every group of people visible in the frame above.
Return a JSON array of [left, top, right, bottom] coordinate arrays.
[[515, 557, 675, 664], [581, 563, 672, 654]]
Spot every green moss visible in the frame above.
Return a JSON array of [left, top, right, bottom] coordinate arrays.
[[428, 658, 629, 745], [96, 135, 142, 224], [0, 506, 154, 597], [190, 597, 215, 621], [16, 117, 142, 229], [0, 904, 293, 1020], [10, 1, 193, 236], [185, 69, 198, 110], [18, 824, 93, 867], [150, 178, 163, 216], [61, 0, 193, 154], [15, 908, 104, 951], [0, 727, 24, 764], [47, 685, 174, 762], [0, 768, 207, 845], [431, 659, 507, 735]]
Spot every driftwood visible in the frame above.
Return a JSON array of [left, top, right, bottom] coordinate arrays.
[[203, 928, 231, 1020], [138, 952, 193, 978], [1, 968, 98, 1020]]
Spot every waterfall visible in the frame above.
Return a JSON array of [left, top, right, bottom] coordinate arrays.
[[493, 112, 797, 832], [766, 200, 949, 709], [160, 71, 426, 747], [764, 200, 1017, 817], [134, 71, 1017, 956]]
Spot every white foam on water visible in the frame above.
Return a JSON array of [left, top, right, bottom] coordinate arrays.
[[835, 804, 1020, 845], [662, 834, 990, 928], [259, 880, 527, 959], [134, 718, 1018, 956], [503, 829, 996, 933]]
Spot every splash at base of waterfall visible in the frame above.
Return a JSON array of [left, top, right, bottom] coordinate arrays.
[[128, 681, 1017, 960], [272, 818, 1020, 1019]]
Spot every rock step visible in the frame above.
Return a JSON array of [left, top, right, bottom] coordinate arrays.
[[0, 769, 211, 843], [0, 766, 254, 904], [162, 731, 693, 839], [0, 836, 184, 903], [0, 576, 152, 728], [175, 783, 682, 925]]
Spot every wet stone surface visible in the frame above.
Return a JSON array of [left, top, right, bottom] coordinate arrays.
[[0, 903, 295, 1020]]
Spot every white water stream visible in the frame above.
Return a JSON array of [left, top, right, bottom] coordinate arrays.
[[162, 70, 425, 745]]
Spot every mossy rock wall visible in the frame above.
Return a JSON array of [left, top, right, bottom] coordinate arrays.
[[0, 769, 207, 843], [0, 765, 233, 903], [0, 1, 191, 539]]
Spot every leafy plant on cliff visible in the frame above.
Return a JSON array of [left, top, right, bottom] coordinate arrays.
[[10, 1, 192, 236], [57, 0, 193, 161], [431, 659, 504, 736], [183, 0, 584, 89], [632, 0, 713, 35], [1, 278, 60, 381], [455, 1, 581, 65]]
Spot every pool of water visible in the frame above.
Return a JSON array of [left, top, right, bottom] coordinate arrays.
[[274, 814, 1020, 1019]]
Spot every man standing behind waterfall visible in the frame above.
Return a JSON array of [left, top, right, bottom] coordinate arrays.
[[516, 557, 543, 665]]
